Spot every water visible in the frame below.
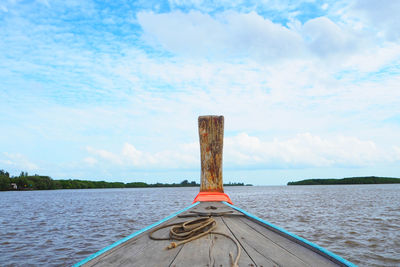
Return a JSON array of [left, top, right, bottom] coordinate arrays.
[[0, 185, 399, 266]]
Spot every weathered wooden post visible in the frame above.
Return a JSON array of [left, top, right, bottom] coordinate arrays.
[[193, 115, 232, 204], [198, 115, 224, 192]]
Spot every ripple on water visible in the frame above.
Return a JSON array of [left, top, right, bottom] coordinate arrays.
[[0, 185, 399, 267], [344, 240, 362, 248]]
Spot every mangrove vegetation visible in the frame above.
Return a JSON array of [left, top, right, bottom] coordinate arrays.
[[0, 169, 250, 191], [287, 176, 400, 185]]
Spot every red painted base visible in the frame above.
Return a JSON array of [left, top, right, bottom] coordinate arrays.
[[192, 192, 233, 204]]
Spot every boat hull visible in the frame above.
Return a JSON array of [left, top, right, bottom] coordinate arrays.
[[74, 201, 355, 267]]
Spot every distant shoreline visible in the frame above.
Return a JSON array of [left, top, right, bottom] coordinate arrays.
[[287, 176, 400, 185], [0, 169, 251, 191]]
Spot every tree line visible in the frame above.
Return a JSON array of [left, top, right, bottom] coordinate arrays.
[[0, 169, 250, 191], [287, 176, 400, 185]]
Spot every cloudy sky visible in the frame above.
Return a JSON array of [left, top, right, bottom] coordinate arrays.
[[1, 0, 399, 185]]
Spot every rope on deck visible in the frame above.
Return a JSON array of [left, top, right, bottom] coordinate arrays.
[[149, 216, 241, 267]]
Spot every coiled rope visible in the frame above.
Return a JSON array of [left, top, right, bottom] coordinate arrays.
[[149, 217, 241, 267]]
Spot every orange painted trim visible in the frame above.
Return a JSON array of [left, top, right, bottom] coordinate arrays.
[[192, 192, 233, 205]]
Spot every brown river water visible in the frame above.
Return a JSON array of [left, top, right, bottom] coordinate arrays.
[[0, 184, 399, 266]]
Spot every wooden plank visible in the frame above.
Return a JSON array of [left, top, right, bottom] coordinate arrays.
[[84, 202, 244, 267], [210, 217, 255, 267], [236, 216, 340, 266], [178, 202, 243, 217], [169, 230, 213, 267], [222, 216, 311, 266], [82, 201, 341, 267], [171, 202, 253, 266], [170, 217, 255, 267], [223, 216, 339, 267], [84, 216, 187, 267]]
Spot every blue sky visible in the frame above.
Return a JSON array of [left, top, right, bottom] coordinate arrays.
[[1, 0, 400, 185]]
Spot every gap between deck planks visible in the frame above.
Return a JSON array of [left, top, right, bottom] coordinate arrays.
[[169, 216, 255, 267], [222, 212, 340, 267], [83, 201, 341, 267], [87, 215, 186, 267]]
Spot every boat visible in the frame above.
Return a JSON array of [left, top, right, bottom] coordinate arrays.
[[73, 115, 356, 267]]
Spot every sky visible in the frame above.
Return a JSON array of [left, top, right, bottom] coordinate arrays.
[[1, 0, 400, 185]]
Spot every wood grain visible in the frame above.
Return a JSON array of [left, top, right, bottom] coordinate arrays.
[[198, 116, 224, 192], [223, 216, 339, 267], [82, 202, 345, 267]]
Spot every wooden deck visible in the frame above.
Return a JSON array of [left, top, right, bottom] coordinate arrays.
[[81, 202, 348, 267]]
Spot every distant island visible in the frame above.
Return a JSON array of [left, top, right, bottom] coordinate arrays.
[[287, 176, 400, 185], [0, 169, 251, 191]]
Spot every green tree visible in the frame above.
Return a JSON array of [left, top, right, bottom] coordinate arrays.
[[0, 169, 10, 177], [0, 175, 11, 191]]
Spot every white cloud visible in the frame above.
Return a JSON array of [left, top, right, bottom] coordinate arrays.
[[122, 143, 145, 165], [1, 1, 400, 181], [225, 133, 395, 168], [86, 146, 123, 165], [83, 133, 398, 171], [352, 0, 400, 41], [302, 17, 360, 57], [135, 6, 400, 75], [0, 153, 39, 171], [342, 42, 400, 72], [136, 10, 381, 61], [137, 11, 305, 59], [86, 142, 198, 169], [83, 157, 98, 166]]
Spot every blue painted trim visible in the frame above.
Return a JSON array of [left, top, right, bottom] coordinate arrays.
[[222, 201, 357, 267], [72, 202, 200, 267]]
